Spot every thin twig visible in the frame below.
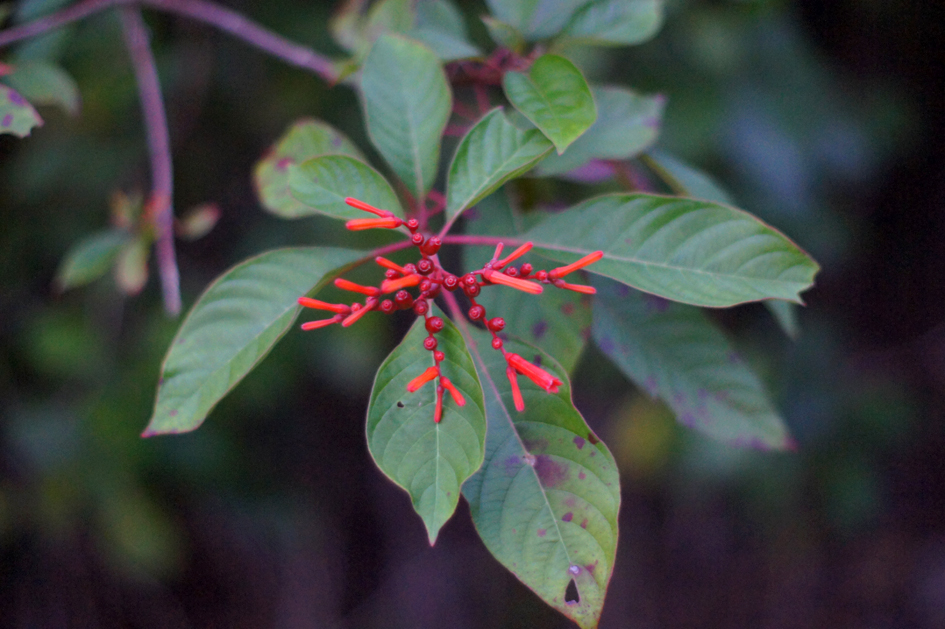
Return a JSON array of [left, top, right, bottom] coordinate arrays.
[[0, 0, 339, 82], [120, 6, 180, 315]]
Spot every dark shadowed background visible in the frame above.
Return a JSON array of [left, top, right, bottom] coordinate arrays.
[[1, 0, 944, 627]]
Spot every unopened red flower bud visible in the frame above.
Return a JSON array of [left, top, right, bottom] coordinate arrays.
[[426, 317, 444, 333], [462, 274, 477, 286], [504, 266, 519, 277], [463, 282, 481, 298], [413, 300, 429, 315], [403, 263, 417, 275], [417, 259, 434, 275], [419, 279, 433, 293], [536, 270, 548, 282], [406, 218, 419, 231], [423, 336, 438, 350], [395, 290, 413, 308], [492, 338, 503, 350], [520, 263, 533, 276], [411, 233, 425, 246], [380, 299, 395, 314], [443, 275, 459, 290], [384, 269, 398, 280], [423, 282, 441, 299], [434, 351, 445, 362], [488, 317, 505, 332], [421, 237, 442, 256], [468, 305, 485, 320]]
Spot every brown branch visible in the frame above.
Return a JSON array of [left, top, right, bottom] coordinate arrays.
[[120, 6, 180, 315], [0, 0, 339, 82]]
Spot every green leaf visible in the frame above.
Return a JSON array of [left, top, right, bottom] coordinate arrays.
[[366, 306, 486, 544], [481, 16, 525, 52], [4, 60, 80, 116], [365, 0, 416, 40], [410, 0, 481, 61], [538, 87, 664, 176], [114, 236, 150, 296], [461, 329, 620, 629], [562, 0, 665, 46], [328, 0, 368, 53], [592, 279, 792, 449], [765, 299, 800, 340], [145, 247, 364, 436], [55, 230, 130, 291], [445, 108, 554, 221], [503, 54, 596, 154], [0, 84, 42, 137], [525, 193, 820, 307], [253, 119, 364, 218], [361, 34, 452, 198], [288, 154, 405, 221], [486, 0, 588, 40]]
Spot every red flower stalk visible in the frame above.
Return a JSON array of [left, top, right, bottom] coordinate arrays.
[[301, 314, 343, 331], [345, 217, 402, 231], [497, 242, 533, 268], [548, 251, 604, 279], [375, 256, 409, 275], [434, 387, 444, 423], [482, 269, 543, 294], [345, 197, 392, 217], [342, 298, 377, 327], [440, 377, 466, 407], [407, 366, 439, 392], [556, 281, 596, 295], [298, 297, 350, 314], [506, 353, 562, 393], [334, 277, 381, 296], [380, 274, 422, 294], [506, 366, 525, 412]]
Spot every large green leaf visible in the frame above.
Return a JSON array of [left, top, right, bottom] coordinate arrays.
[[288, 154, 405, 221], [525, 193, 820, 307], [366, 307, 486, 544], [410, 0, 481, 61], [253, 119, 364, 218], [503, 54, 596, 154], [486, 0, 588, 40], [461, 329, 620, 629], [145, 247, 365, 436], [4, 60, 80, 116], [445, 108, 553, 221], [592, 278, 792, 449], [55, 230, 130, 291], [538, 87, 664, 176], [0, 84, 42, 137], [562, 0, 665, 46], [361, 34, 451, 198]]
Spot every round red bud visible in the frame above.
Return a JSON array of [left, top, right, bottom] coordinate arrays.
[[419, 279, 433, 293], [426, 317, 445, 333], [505, 266, 519, 277], [423, 336, 438, 350], [535, 270, 549, 282], [488, 317, 505, 332], [406, 218, 420, 231], [520, 263, 533, 276], [462, 274, 477, 286], [491, 338, 503, 350], [417, 259, 434, 275], [380, 299, 395, 314], [413, 300, 429, 316], [468, 305, 485, 320], [410, 233, 424, 246], [463, 282, 481, 298], [443, 275, 459, 290], [403, 263, 417, 275], [421, 237, 442, 256], [434, 351, 445, 362], [384, 269, 398, 280], [395, 290, 413, 308]]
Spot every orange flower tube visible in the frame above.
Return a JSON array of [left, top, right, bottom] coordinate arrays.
[[506, 353, 562, 393]]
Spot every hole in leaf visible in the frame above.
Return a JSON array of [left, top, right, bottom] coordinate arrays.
[[396, 401, 405, 408], [565, 579, 580, 605]]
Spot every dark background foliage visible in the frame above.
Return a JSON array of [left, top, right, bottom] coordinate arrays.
[[1, 0, 943, 626]]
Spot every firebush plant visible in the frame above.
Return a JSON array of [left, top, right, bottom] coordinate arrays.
[[2, 0, 819, 626]]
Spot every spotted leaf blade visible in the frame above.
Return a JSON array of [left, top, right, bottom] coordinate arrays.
[[253, 119, 364, 218], [146, 247, 365, 435], [0, 84, 42, 137], [446, 108, 553, 221], [366, 307, 486, 544], [525, 193, 820, 307], [503, 54, 596, 155], [592, 278, 792, 449], [361, 34, 451, 198], [461, 329, 620, 629]]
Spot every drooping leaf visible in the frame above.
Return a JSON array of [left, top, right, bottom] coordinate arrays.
[[562, 0, 665, 46], [253, 119, 364, 218], [55, 230, 130, 291], [538, 87, 665, 176], [486, 0, 588, 41], [288, 154, 405, 221], [461, 328, 620, 629], [764, 299, 800, 340], [114, 236, 150, 295], [0, 84, 42, 137], [410, 0, 481, 61], [463, 192, 590, 373], [366, 306, 486, 544], [445, 108, 554, 221], [146, 247, 365, 436], [503, 54, 596, 154], [4, 60, 80, 116], [361, 34, 451, 198], [481, 16, 525, 52], [525, 193, 820, 307], [592, 278, 792, 449]]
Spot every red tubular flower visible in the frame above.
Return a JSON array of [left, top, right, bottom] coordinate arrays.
[[482, 269, 543, 294], [345, 217, 402, 231], [334, 277, 380, 296], [380, 274, 422, 294], [434, 387, 444, 423], [375, 256, 408, 275], [345, 197, 391, 217], [301, 314, 343, 330], [548, 251, 604, 279], [506, 353, 563, 393], [556, 281, 596, 295], [342, 298, 377, 327], [297, 297, 350, 314], [407, 366, 440, 392], [440, 377, 466, 407], [506, 366, 525, 412], [497, 242, 533, 267]]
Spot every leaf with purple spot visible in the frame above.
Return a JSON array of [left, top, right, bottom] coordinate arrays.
[[0, 84, 43, 138], [461, 329, 620, 629]]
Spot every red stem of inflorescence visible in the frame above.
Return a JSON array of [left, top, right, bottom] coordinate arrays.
[[298, 197, 604, 423]]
